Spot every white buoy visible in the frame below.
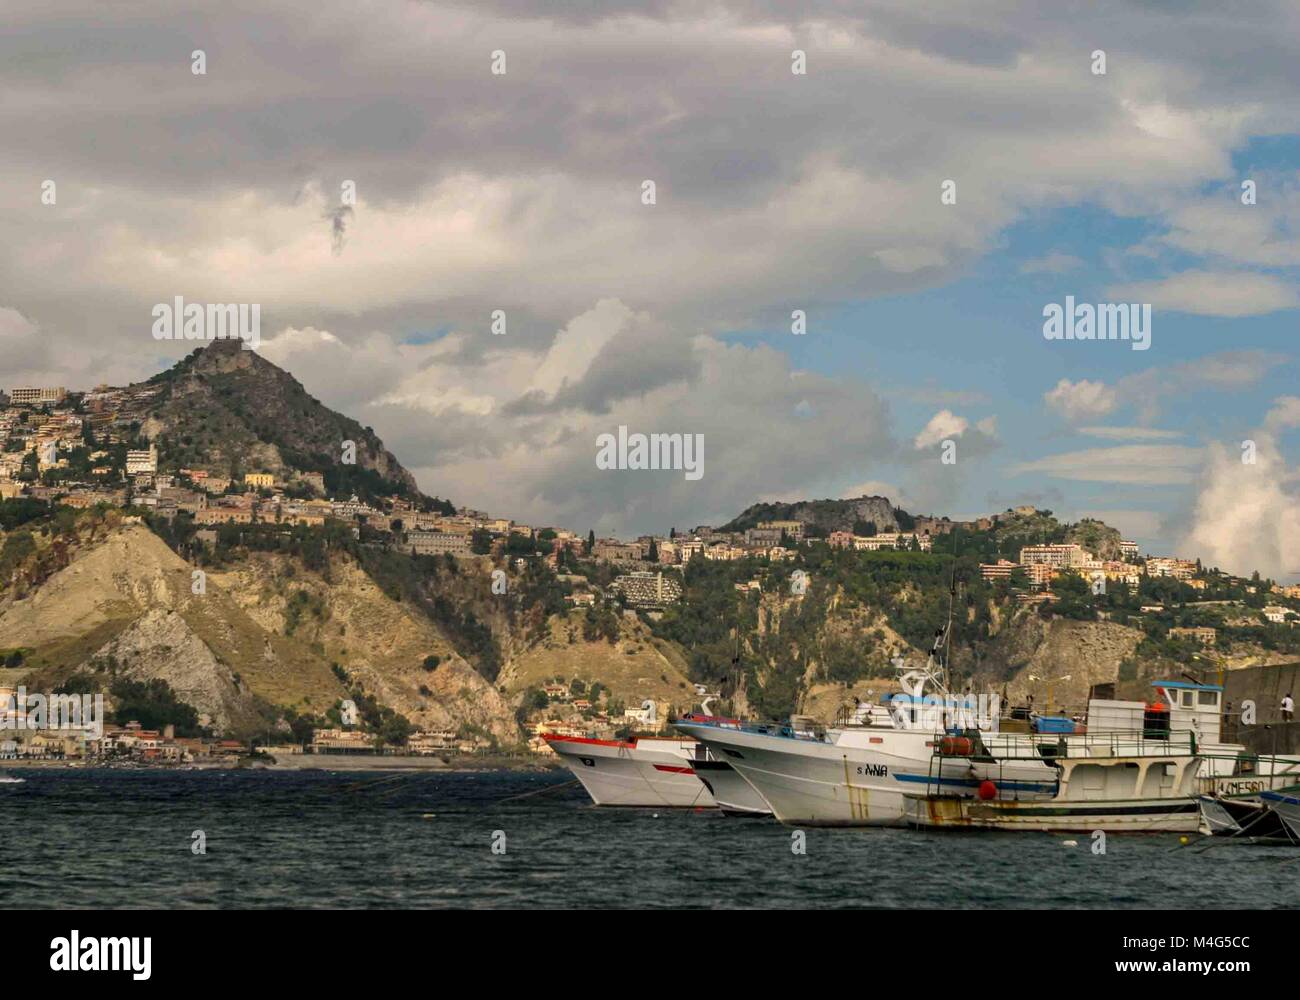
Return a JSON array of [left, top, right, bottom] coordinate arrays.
[[1062, 840, 1078, 847]]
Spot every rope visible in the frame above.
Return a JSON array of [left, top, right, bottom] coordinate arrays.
[[494, 777, 579, 804]]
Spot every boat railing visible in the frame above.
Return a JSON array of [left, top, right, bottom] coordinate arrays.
[[677, 714, 826, 741], [935, 728, 1199, 763], [1194, 768, 1300, 796]]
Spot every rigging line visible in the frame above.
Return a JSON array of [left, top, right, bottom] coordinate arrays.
[[1186, 796, 1296, 853], [494, 777, 581, 804], [339, 770, 416, 794]]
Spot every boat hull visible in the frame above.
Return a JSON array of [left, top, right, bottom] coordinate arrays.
[[674, 721, 1001, 827], [1198, 794, 1295, 841], [545, 735, 715, 809], [1260, 790, 1300, 841], [689, 758, 771, 816], [904, 793, 1201, 833]]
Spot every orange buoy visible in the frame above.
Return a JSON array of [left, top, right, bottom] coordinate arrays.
[[938, 735, 974, 756], [978, 780, 997, 800]]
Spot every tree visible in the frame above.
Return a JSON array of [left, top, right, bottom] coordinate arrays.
[[586, 529, 595, 555], [516, 686, 549, 723], [647, 538, 658, 561], [470, 528, 493, 555], [109, 678, 202, 737]]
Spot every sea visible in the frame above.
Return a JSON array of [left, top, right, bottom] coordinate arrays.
[[2, 768, 1297, 909]]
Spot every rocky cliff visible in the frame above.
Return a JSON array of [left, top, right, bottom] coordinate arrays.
[[721, 495, 900, 535]]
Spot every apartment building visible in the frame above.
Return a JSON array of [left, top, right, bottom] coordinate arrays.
[[1019, 543, 1091, 569], [408, 530, 472, 556], [611, 571, 683, 609], [757, 519, 804, 539], [193, 507, 253, 525], [1145, 557, 1197, 580], [1169, 626, 1217, 646], [125, 444, 158, 475], [593, 541, 643, 563], [9, 386, 66, 406], [979, 559, 1018, 582], [1024, 563, 1054, 589]]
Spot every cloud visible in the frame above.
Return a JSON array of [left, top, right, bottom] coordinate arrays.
[[1183, 397, 1300, 580], [1042, 351, 1287, 424], [1154, 178, 1300, 268], [6, 0, 1300, 369], [1264, 395, 1300, 431], [1078, 426, 1184, 441], [1071, 508, 1166, 542], [841, 480, 910, 508], [1044, 379, 1117, 421], [1108, 271, 1299, 318], [914, 410, 968, 449], [0, 307, 49, 373], [2, 1, 1300, 535], [1013, 445, 1204, 485], [255, 300, 899, 532]]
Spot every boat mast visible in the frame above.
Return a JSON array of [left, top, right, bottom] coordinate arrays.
[[937, 527, 959, 694]]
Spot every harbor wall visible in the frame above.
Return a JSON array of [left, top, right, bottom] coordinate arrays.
[[1221, 661, 1300, 755]]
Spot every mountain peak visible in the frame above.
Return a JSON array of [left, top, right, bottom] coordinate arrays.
[[140, 342, 436, 506]]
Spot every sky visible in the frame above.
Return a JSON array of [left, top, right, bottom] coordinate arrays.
[[2, 1, 1298, 580]]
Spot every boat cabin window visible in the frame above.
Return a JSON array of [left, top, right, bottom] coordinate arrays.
[[1197, 690, 1219, 707], [1181, 690, 1194, 708]]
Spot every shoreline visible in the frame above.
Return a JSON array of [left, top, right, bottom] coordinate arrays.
[[1, 754, 563, 774]]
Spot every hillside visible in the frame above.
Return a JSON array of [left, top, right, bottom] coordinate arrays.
[[141, 340, 442, 506], [0, 512, 517, 742], [5, 337, 1298, 747], [0, 520, 341, 733], [720, 495, 901, 535], [498, 609, 696, 710]]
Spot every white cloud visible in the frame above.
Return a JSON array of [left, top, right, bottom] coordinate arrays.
[[251, 300, 899, 532], [1183, 400, 1300, 580], [1044, 379, 1117, 421], [914, 410, 968, 449], [1108, 271, 1299, 318], [841, 480, 910, 507], [1014, 445, 1204, 485]]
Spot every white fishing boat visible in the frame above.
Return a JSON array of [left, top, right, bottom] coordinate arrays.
[[1198, 787, 1297, 842], [677, 679, 1295, 832], [675, 653, 1038, 827], [1194, 744, 1300, 840], [1259, 788, 1300, 841], [0, 771, 24, 784], [685, 741, 771, 816], [901, 729, 1203, 832], [544, 733, 716, 809]]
